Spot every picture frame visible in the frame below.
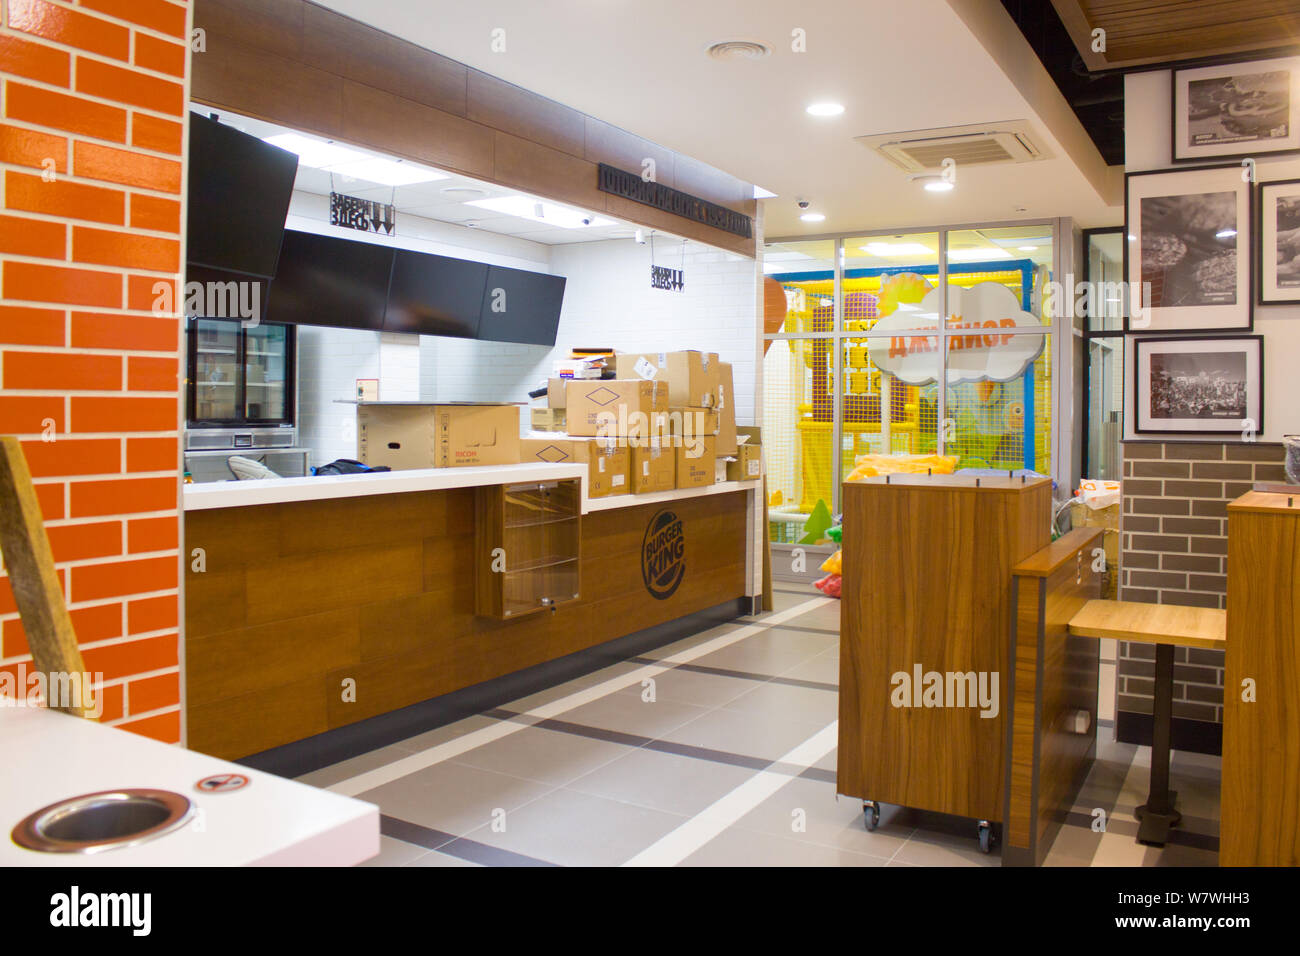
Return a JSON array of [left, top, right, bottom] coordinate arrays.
[[1124, 165, 1253, 333], [1133, 335, 1264, 436], [1256, 177, 1300, 305], [1172, 55, 1300, 163]]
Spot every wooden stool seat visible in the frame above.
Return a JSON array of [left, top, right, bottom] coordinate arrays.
[[1066, 598, 1226, 849]]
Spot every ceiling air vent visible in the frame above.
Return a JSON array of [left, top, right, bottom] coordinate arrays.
[[706, 40, 771, 61], [855, 121, 1050, 173]]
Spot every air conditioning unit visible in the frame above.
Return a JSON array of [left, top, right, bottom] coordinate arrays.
[[856, 121, 1050, 173]]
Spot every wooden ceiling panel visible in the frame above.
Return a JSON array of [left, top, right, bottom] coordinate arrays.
[[1052, 0, 1300, 70]]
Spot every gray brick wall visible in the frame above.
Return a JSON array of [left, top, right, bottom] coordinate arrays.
[[1117, 441, 1286, 728]]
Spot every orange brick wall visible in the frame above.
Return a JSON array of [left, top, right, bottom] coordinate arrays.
[[0, 0, 190, 742]]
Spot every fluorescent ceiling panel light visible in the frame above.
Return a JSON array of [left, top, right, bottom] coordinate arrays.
[[466, 195, 613, 229], [265, 133, 367, 169], [1017, 245, 1038, 251], [800, 212, 826, 222], [860, 242, 931, 257], [324, 158, 447, 187]]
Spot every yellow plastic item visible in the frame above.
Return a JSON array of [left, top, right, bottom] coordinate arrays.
[[821, 549, 842, 575], [845, 453, 959, 483]]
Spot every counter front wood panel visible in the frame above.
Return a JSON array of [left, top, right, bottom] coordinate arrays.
[[1222, 494, 1300, 866], [185, 488, 747, 759], [837, 476, 1051, 823]]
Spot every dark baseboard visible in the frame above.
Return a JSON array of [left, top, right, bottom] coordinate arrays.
[[235, 597, 749, 779], [1115, 711, 1222, 756]]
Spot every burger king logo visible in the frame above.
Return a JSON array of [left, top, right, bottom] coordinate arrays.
[[641, 509, 685, 600]]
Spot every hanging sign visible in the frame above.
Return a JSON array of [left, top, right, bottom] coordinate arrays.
[[597, 163, 752, 239], [330, 191, 396, 235], [869, 282, 1044, 385], [651, 264, 685, 291]]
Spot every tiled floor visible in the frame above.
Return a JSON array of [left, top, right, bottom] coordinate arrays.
[[297, 586, 1221, 867]]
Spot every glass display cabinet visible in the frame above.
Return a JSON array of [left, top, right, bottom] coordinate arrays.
[[475, 479, 582, 619]]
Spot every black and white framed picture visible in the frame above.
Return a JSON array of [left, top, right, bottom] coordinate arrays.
[[1133, 335, 1264, 436], [1256, 178, 1300, 305], [1173, 56, 1300, 162], [1125, 165, 1252, 333]]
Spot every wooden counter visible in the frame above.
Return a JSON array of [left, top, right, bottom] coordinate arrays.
[[837, 474, 1051, 827], [185, 481, 758, 759], [1222, 490, 1300, 866]]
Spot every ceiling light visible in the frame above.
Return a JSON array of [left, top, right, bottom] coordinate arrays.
[[861, 242, 932, 257], [466, 195, 613, 229], [806, 102, 845, 117], [1216, 228, 1237, 239], [1017, 245, 1038, 251], [800, 212, 826, 223], [441, 186, 490, 201], [264, 133, 367, 169], [924, 179, 954, 192], [948, 247, 1012, 261], [706, 40, 771, 60], [324, 157, 447, 187]]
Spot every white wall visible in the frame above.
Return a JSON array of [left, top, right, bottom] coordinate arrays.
[[296, 325, 379, 467], [1124, 70, 1300, 442]]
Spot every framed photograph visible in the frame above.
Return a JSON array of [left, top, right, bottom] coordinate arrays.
[[1124, 165, 1252, 333], [1133, 335, 1264, 436], [1256, 178, 1300, 304], [1173, 56, 1300, 162]]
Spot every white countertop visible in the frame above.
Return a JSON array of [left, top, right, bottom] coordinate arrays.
[[185, 463, 760, 514], [183, 462, 587, 511], [0, 706, 378, 866]]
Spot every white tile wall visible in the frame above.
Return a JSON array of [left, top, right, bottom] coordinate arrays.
[[296, 325, 380, 468]]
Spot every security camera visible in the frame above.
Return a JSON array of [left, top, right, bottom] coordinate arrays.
[[797, 199, 810, 209]]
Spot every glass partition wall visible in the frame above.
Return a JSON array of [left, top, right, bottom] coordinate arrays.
[[762, 220, 1065, 547]]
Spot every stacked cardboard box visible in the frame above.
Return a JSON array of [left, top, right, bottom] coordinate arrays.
[[566, 379, 668, 439], [519, 436, 629, 498], [358, 403, 521, 470]]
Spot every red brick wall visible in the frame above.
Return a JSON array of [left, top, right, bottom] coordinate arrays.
[[1, 0, 189, 742]]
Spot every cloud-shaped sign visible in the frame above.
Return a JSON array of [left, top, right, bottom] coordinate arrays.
[[867, 282, 1044, 385]]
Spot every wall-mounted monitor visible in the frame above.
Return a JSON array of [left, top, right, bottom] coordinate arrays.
[[186, 113, 298, 279], [477, 266, 566, 346], [383, 250, 488, 338], [266, 230, 395, 331]]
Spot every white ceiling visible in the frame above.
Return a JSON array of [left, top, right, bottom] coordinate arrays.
[[310, 0, 1123, 238], [199, 109, 659, 246]]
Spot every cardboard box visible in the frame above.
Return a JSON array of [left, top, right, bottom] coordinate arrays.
[[715, 362, 737, 457], [566, 379, 669, 438], [615, 350, 720, 407], [358, 403, 520, 470], [726, 443, 762, 481], [676, 435, 715, 489], [547, 377, 569, 409], [632, 438, 676, 493], [530, 407, 567, 431], [667, 406, 719, 438], [518, 437, 629, 498]]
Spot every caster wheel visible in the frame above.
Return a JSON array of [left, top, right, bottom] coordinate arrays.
[[863, 801, 880, 832], [978, 821, 993, 854]]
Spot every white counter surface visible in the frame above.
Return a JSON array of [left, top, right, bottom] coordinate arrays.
[[0, 706, 378, 866], [184, 463, 760, 515], [183, 462, 587, 511]]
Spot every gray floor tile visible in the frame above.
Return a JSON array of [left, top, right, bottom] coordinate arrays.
[[659, 706, 831, 762], [720, 680, 839, 724], [356, 835, 428, 867], [690, 628, 836, 677], [391, 714, 502, 754], [450, 725, 635, 787], [459, 788, 689, 866], [566, 746, 758, 816], [681, 826, 888, 867], [610, 666, 758, 709], [778, 646, 841, 685], [502, 660, 648, 713], [731, 775, 912, 859], [358, 761, 555, 838], [295, 743, 421, 789], [636, 622, 753, 661], [554, 691, 710, 739]]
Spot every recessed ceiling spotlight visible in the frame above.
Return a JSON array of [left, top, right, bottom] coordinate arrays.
[[706, 40, 771, 61], [800, 212, 826, 223], [806, 102, 845, 117]]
